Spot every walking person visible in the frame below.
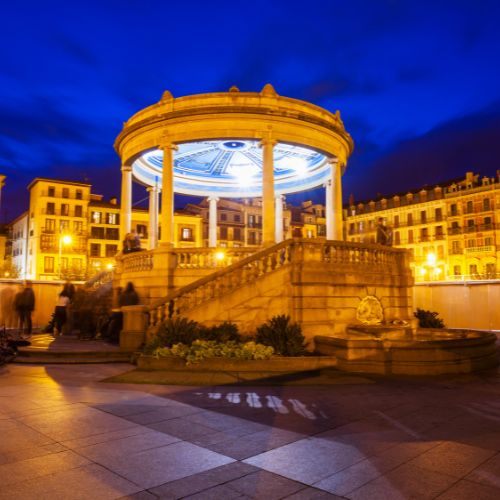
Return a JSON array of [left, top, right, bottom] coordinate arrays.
[[54, 289, 71, 336], [18, 284, 35, 338], [376, 217, 387, 245]]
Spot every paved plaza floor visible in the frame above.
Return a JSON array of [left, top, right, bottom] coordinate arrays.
[[2, 363, 500, 499]]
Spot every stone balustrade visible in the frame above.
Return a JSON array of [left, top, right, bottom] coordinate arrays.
[[173, 247, 256, 269], [87, 267, 116, 291], [123, 250, 154, 272], [146, 239, 409, 330]]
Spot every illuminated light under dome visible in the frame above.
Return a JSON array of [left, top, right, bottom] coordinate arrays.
[[132, 140, 330, 197]]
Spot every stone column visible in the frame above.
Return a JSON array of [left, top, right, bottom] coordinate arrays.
[[120, 166, 133, 237], [275, 194, 285, 243], [324, 179, 333, 240], [208, 197, 219, 247], [159, 143, 178, 246], [259, 139, 278, 247], [147, 185, 159, 250], [330, 159, 343, 240]]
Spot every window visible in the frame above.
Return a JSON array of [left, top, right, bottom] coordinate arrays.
[[90, 243, 101, 257], [407, 213, 413, 226], [75, 205, 82, 218], [105, 244, 118, 257], [470, 264, 478, 275], [61, 257, 68, 269], [468, 239, 476, 248], [91, 227, 105, 239], [293, 228, 302, 238], [452, 241, 461, 251], [41, 235, 56, 249], [408, 230, 414, 243], [106, 213, 118, 224], [74, 221, 83, 233], [73, 258, 82, 268], [454, 265, 461, 275], [421, 228, 428, 241], [484, 198, 491, 211], [62, 188, 69, 199], [486, 263, 496, 274], [394, 215, 399, 228], [248, 232, 256, 245], [220, 227, 228, 239], [61, 204, 69, 216], [234, 214, 240, 223], [435, 208, 442, 221], [435, 226, 443, 239], [451, 204, 457, 216], [76, 190, 82, 200], [60, 220, 69, 231], [181, 228, 192, 241], [92, 212, 102, 224], [92, 260, 102, 268], [421, 211, 427, 223], [221, 213, 227, 221], [47, 202, 55, 215], [106, 228, 119, 240], [307, 230, 313, 238], [233, 228, 241, 241], [48, 187, 55, 197], [46, 219, 56, 232], [467, 201, 473, 214], [485, 237, 493, 246], [137, 225, 147, 238], [395, 231, 400, 245], [44, 257, 54, 273]]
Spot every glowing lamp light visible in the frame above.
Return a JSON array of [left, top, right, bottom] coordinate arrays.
[[216, 252, 225, 260], [436, 268, 442, 274], [4, 272, 9, 277], [62, 235, 72, 245], [107, 263, 113, 269], [426, 253, 436, 266]]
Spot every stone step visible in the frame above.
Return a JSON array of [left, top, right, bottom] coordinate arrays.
[[13, 356, 133, 364], [17, 348, 136, 359]]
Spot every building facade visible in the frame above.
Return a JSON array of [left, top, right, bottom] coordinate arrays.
[[345, 172, 500, 280]]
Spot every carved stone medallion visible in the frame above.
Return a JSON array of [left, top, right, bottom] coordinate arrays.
[[357, 295, 384, 325]]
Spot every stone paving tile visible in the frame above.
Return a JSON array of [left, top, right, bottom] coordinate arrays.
[[375, 436, 443, 464], [226, 470, 306, 499], [183, 484, 242, 499], [408, 441, 496, 478], [245, 427, 306, 450], [89, 403, 165, 417], [435, 479, 500, 500], [148, 471, 219, 499], [207, 437, 271, 460], [117, 492, 159, 500], [244, 437, 366, 485], [61, 425, 153, 449], [464, 452, 500, 488], [189, 431, 238, 447], [315, 455, 400, 496], [76, 431, 181, 463], [0, 463, 142, 500], [0, 442, 67, 466], [147, 418, 219, 441], [283, 488, 346, 499], [181, 411, 247, 431], [102, 441, 234, 489], [345, 463, 458, 500], [0, 449, 91, 487], [123, 410, 183, 425], [0, 419, 55, 455]]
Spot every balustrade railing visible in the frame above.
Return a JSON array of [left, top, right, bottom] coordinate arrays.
[[173, 248, 255, 269], [123, 250, 154, 271], [146, 239, 408, 329], [87, 267, 116, 291]]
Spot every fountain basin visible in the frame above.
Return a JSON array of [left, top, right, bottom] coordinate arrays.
[[315, 327, 499, 375]]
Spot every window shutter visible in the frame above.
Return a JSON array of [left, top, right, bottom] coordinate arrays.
[[116, 213, 120, 225], [91, 212, 95, 223]]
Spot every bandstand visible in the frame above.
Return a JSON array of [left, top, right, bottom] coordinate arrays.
[[114, 84, 354, 249]]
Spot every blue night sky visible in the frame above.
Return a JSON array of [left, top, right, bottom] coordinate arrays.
[[1, 0, 500, 220]]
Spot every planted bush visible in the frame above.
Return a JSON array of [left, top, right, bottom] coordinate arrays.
[[142, 317, 201, 355], [202, 322, 242, 342], [414, 308, 445, 329], [154, 340, 274, 365], [256, 314, 308, 356]]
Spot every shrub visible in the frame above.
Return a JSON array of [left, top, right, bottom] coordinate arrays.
[[153, 340, 274, 365], [256, 315, 308, 356], [142, 317, 200, 355], [203, 322, 242, 342], [414, 308, 445, 329]]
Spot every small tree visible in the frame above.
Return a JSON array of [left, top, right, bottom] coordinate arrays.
[[0, 256, 21, 279], [60, 264, 97, 282]]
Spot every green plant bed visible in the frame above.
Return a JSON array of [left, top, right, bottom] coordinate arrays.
[[137, 354, 338, 372]]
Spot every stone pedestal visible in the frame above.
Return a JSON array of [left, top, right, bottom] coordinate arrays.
[[120, 305, 149, 348]]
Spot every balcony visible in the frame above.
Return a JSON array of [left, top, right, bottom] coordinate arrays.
[[247, 222, 262, 229], [477, 223, 496, 232], [464, 246, 496, 254], [419, 236, 430, 242], [42, 208, 87, 218], [434, 234, 445, 240], [464, 225, 477, 233], [449, 248, 463, 255], [180, 237, 195, 242], [40, 247, 87, 254], [448, 227, 462, 235], [448, 210, 460, 217]]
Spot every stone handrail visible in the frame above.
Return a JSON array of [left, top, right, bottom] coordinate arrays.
[[123, 250, 155, 271], [146, 239, 409, 329], [87, 267, 116, 291], [173, 247, 257, 269]]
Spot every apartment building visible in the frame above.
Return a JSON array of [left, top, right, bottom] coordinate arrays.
[[6, 212, 29, 278], [345, 172, 500, 280]]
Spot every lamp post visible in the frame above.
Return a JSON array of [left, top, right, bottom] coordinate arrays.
[[59, 234, 72, 282], [425, 252, 442, 281]]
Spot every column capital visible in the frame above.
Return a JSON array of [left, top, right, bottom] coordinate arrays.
[[275, 194, 285, 201], [146, 185, 160, 193], [323, 180, 332, 188], [328, 157, 339, 165], [121, 165, 133, 172], [158, 142, 179, 152], [258, 139, 278, 148], [207, 196, 220, 202]]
